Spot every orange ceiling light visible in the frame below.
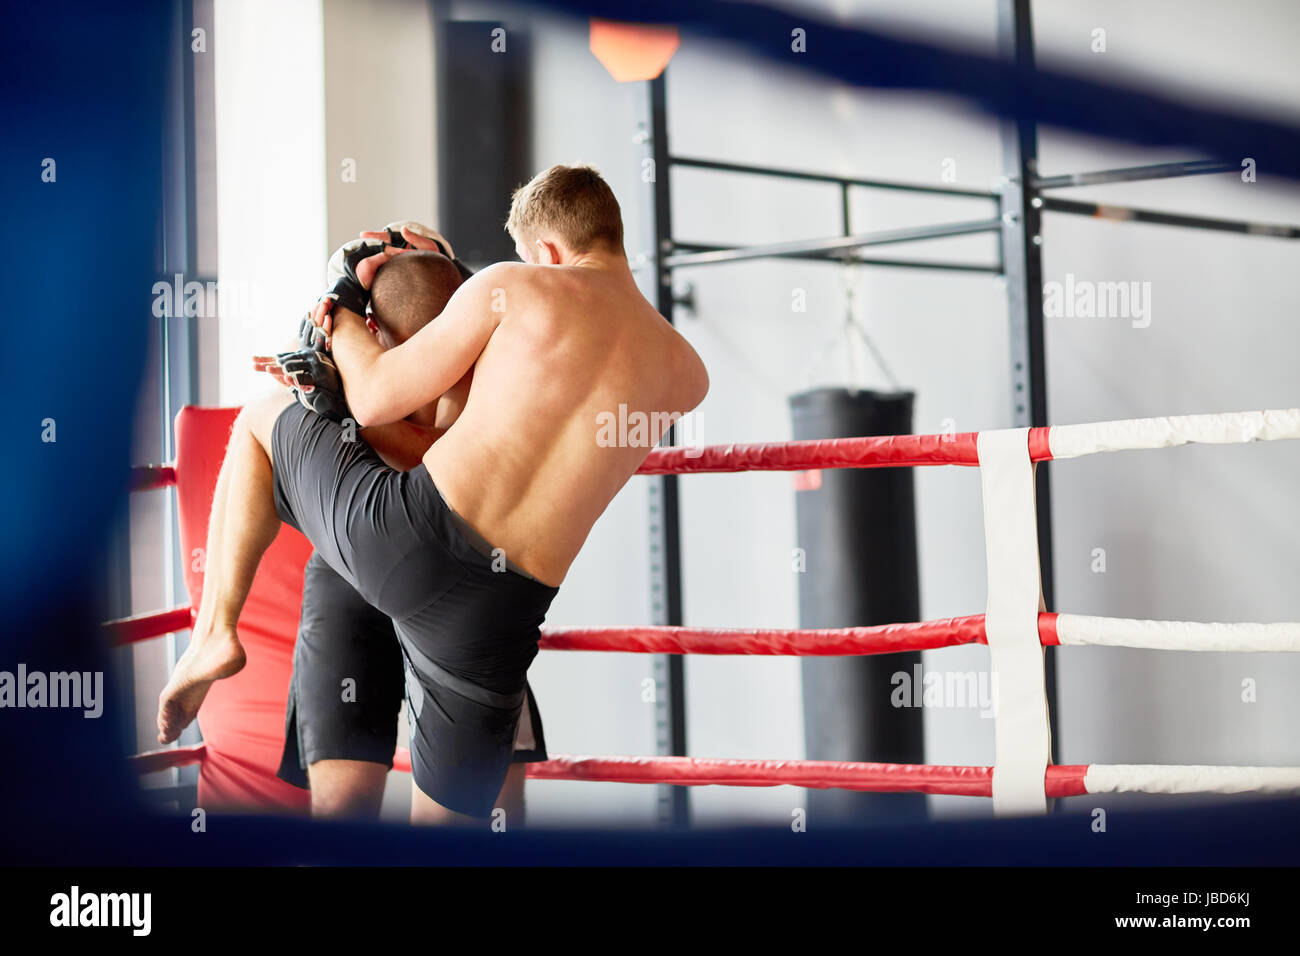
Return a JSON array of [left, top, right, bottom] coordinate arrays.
[[589, 18, 680, 82]]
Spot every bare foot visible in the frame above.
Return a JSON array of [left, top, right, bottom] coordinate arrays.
[[156, 622, 246, 744]]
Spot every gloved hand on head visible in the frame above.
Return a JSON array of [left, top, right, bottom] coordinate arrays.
[[323, 221, 474, 322], [379, 220, 455, 258], [286, 218, 472, 423], [322, 221, 448, 320], [355, 220, 476, 281], [324, 238, 388, 320]]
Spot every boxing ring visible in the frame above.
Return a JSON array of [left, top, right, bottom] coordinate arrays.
[[13, 0, 1300, 873], [111, 406, 1300, 817]]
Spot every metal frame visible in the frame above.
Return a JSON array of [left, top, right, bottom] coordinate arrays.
[[640, 0, 1300, 820], [645, 75, 690, 828], [995, 0, 1059, 769], [132, 0, 210, 804], [665, 218, 1003, 269]]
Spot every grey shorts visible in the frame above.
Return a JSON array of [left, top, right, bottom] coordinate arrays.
[[270, 403, 558, 816], [277, 551, 548, 791]]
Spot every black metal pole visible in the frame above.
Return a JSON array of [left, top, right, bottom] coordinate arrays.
[[1033, 159, 1234, 190], [665, 217, 1003, 268], [666, 243, 1002, 273], [671, 154, 999, 199], [647, 72, 689, 828], [1041, 196, 1300, 239], [996, 0, 1060, 768], [166, 0, 208, 779]]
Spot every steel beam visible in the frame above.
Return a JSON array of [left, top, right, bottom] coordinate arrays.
[[665, 218, 1002, 268], [1034, 159, 1234, 190], [672, 154, 999, 200], [645, 73, 690, 829], [997, 0, 1060, 769], [1041, 196, 1300, 238]]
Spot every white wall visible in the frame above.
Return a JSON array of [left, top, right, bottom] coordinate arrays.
[[322, 0, 440, 247], [214, 0, 328, 400]]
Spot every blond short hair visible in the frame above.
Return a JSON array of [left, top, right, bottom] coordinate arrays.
[[506, 164, 624, 253]]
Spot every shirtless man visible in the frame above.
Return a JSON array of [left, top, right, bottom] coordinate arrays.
[[156, 164, 710, 823], [273, 226, 548, 821]]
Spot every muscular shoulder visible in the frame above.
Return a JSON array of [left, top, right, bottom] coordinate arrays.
[[461, 261, 533, 294], [460, 261, 558, 317]]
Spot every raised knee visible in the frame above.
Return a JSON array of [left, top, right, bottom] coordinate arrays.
[[237, 389, 294, 449]]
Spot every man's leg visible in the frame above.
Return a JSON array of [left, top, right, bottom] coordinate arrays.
[[156, 391, 294, 743], [410, 763, 525, 827], [409, 683, 542, 826], [280, 553, 408, 819], [497, 764, 527, 822], [307, 760, 389, 819], [158, 390, 535, 823]]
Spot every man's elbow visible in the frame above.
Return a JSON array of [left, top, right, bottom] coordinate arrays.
[[681, 352, 710, 412], [349, 408, 379, 429], [345, 392, 385, 429], [695, 363, 710, 408]]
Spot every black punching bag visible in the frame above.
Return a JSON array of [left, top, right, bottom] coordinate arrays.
[[791, 388, 926, 821], [435, 20, 531, 268]]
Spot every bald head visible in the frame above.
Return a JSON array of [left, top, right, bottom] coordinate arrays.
[[369, 250, 463, 345]]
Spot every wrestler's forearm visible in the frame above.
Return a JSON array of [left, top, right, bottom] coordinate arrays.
[[329, 306, 432, 427], [329, 306, 390, 424], [334, 270, 495, 426]]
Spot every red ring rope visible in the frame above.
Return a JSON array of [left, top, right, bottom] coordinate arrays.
[[540, 614, 1061, 655], [108, 609, 1064, 653], [636, 428, 1055, 475], [387, 749, 1091, 798]]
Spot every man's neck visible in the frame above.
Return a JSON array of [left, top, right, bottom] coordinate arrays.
[[563, 247, 630, 277]]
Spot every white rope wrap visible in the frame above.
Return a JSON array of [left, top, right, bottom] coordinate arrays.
[[1084, 764, 1300, 795], [1048, 408, 1300, 460], [1056, 614, 1300, 652], [978, 428, 1052, 816]]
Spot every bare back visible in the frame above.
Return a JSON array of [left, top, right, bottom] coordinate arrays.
[[423, 261, 706, 586]]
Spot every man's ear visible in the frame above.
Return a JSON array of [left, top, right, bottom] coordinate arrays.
[[535, 238, 561, 265], [365, 316, 381, 337]]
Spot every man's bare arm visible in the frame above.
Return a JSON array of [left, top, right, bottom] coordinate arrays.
[[360, 420, 445, 471], [328, 267, 504, 427]]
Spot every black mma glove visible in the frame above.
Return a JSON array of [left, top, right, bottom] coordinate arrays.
[[376, 220, 475, 279], [276, 347, 352, 424], [297, 311, 328, 351], [387, 226, 474, 279], [326, 240, 387, 319], [322, 222, 474, 324]]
